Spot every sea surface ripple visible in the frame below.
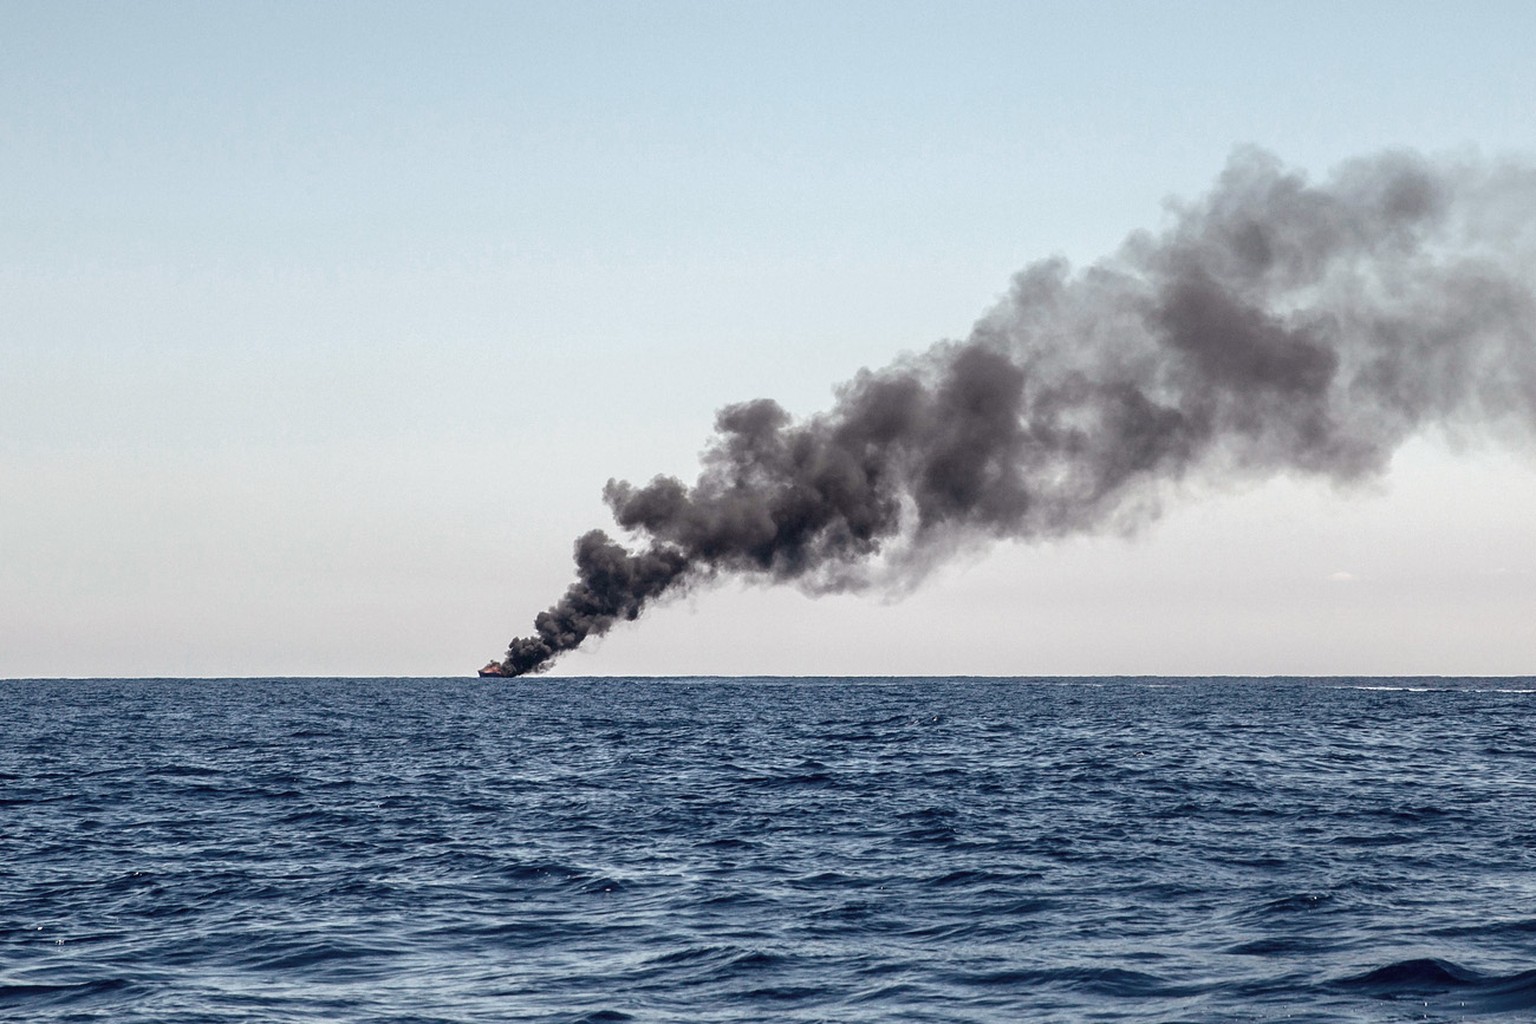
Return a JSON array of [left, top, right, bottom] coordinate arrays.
[[4, 676, 1536, 1022]]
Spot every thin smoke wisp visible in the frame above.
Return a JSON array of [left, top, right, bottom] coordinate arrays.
[[493, 147, 1536, 675]]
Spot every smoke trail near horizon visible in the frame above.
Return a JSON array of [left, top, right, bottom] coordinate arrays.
[[495, 147, 1536, 676]]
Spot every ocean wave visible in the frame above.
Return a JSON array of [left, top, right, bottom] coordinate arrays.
[[7, 675, 1536, 1022], [1336, 957, 1536, 1013], [0, 978, 136, 1008]]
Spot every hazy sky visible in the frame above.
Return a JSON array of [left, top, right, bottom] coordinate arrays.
[[5, 1, 1535, 678]]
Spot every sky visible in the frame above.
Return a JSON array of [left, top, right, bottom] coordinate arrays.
[[4, 0, 1536, 678]]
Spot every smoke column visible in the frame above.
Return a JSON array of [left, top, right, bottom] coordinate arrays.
[[495, 147, 1536, 675]]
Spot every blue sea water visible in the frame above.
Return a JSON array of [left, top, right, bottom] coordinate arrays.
[[4, 676, 1536, 1023]]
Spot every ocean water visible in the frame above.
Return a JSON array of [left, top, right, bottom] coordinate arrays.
[[4, 676, 1536, 1023]]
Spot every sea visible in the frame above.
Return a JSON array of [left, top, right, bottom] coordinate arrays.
[[4, 676, 1536, 1023]]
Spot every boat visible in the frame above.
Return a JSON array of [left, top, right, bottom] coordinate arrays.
[[477, 661, 512, 678]]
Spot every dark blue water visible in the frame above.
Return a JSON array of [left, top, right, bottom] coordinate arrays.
[[4, 677, 1536, 1022]]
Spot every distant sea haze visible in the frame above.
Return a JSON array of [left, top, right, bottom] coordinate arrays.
[[5, 676, 1536, 1022]]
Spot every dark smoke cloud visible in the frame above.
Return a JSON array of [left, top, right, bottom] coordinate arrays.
[[495, 147, 1536, 676]]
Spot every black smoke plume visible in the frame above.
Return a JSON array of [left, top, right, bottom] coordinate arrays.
[[496, 148, 1536, 675]]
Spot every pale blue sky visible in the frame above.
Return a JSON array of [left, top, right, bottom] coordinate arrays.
[[5, 1, 1535, 677]]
